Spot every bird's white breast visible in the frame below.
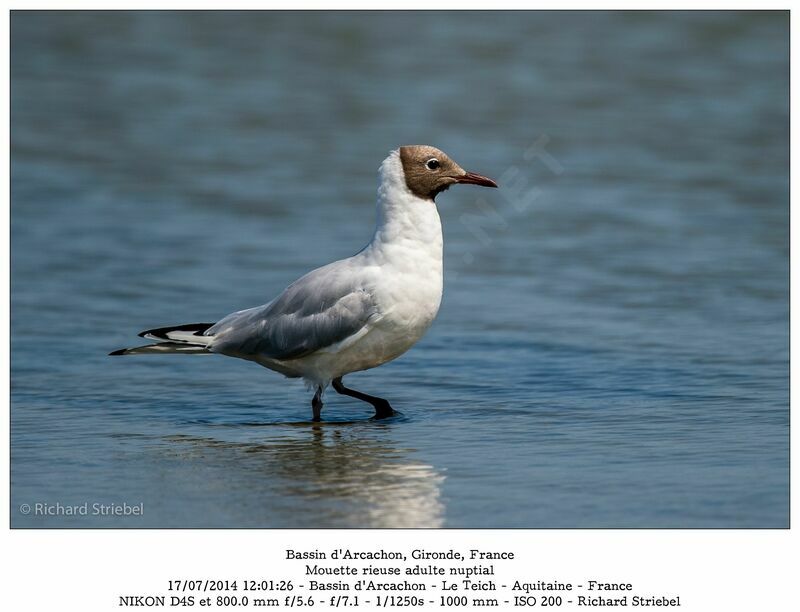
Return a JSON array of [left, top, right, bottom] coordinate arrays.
[[363, 151, 444, 346], [297, 152, 445, 382]]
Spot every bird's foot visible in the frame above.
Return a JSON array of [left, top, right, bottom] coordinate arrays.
[[311, 386, 323, 421], [372, 400, 395, 420]]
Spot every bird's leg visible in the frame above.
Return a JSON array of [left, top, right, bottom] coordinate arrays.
[[332, 377, 395, 419], [311, 386, 323, 422]]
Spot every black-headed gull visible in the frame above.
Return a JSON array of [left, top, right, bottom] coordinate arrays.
[[111, 146, 498, 421]]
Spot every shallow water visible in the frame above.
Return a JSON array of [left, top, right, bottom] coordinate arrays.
[[11, 11, 788, 527]]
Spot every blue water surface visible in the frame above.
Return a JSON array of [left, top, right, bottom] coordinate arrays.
[[11, 11, 788, 527]]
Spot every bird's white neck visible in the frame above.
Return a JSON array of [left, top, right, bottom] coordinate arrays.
[[365, 150, 443, 262]]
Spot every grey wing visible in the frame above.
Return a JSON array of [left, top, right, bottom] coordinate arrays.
[[206, 262, 379, 361]]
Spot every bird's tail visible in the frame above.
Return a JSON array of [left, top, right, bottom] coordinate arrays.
[[109, 323, 215, 356]]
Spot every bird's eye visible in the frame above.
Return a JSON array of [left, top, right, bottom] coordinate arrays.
[[426, 158, 441, 170]]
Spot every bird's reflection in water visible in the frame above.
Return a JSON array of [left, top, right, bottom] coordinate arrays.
[[162, 423, 445, 528]]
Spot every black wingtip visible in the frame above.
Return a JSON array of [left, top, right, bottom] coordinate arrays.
[[138, 322, 215, 339], [109, 348, 128, 356]]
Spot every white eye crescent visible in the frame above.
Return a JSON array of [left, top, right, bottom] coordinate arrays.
[[426, 158, 441, 170]]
